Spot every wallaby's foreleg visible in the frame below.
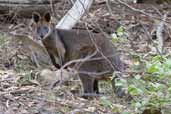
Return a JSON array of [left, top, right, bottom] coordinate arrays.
[[47, 52, 61, 69]]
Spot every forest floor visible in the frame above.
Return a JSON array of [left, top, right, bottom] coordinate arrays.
[[0, 1, 171, 114]]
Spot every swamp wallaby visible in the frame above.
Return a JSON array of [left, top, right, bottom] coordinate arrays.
[[32, 12, 124, 97]]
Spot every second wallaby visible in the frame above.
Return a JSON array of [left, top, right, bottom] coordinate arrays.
[[32, 12, 124, 97]]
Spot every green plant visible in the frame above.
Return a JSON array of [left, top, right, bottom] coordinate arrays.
[[111, 26, 128, 43], [100, 96, 121, 113], [128, 55, 171, 113], [0, 33, 8, 46]]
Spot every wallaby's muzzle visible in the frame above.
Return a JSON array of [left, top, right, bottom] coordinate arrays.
[[36, 26, 49, 39]]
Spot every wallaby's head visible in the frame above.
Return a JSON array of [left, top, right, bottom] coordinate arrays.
[[32, 12, 52, 39], [32, 12, 66, 65]]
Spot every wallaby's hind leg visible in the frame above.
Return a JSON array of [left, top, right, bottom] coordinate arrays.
[[79, 74, 95, 97], [94, 80, 99, 93]]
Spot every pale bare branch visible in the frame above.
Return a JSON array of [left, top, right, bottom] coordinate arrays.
[[56, 0, 93, 29]]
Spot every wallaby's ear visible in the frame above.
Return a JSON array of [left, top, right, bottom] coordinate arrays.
[[32, 12, 40, 23], [44, 12, 51, 22]]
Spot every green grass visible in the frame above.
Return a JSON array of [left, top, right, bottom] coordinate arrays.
[[0, 33, 8, 46]]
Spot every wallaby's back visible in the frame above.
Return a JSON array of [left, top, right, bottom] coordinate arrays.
[[56, 29, 122, 73]]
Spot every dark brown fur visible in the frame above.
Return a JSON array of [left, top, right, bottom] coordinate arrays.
[[32, 12, 124, 97]]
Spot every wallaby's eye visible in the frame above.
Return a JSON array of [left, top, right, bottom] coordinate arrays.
[[44, 12, 51, 22], [32, 12, 40, 23], [37, 26, 49, 39]]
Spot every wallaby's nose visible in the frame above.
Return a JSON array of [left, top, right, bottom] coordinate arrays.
[[40, 35, 44, 39]]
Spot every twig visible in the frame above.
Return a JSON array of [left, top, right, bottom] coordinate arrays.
[[29, 46, 40, 68], [61, 50, 97, 70], [156, 13, 168, 53], [141, 24, 163, 57], [50, 51, 97, 89], [77, 70, 111, 76], [116, 0, 160, 21]]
